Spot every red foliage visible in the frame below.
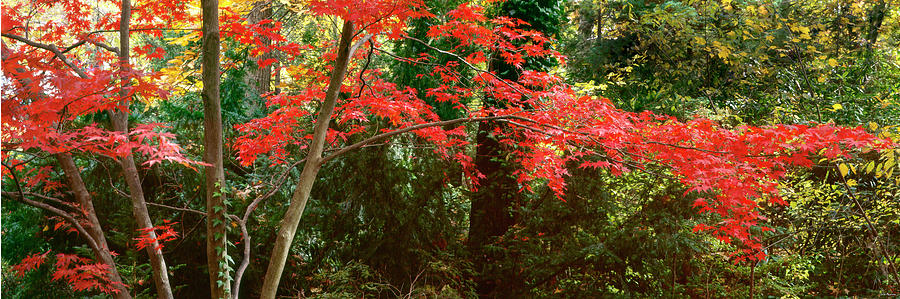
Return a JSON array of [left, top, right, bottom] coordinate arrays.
[[231, 0, 891, 262], [133, 220, 180, 251], [11, 251, 126, 294], [1, 0, 203, 177], [2, 0, 891, 283], [52, 253, 127, 294], [11, 251, 50, 278]]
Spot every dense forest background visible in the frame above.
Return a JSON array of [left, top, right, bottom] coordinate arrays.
[[3, 0, 900, 298]]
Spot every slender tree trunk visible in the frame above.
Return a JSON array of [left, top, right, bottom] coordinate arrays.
[[258, 20, 356, 299], [57, 154, 132, 299], [595, 3, 603, 42], [111, 2, 175, 297], [200, 0, 230, 297]]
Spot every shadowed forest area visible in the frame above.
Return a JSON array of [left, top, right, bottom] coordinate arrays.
[[2, 0, 900, 298]]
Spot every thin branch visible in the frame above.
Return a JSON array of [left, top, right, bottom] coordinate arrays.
[[146, 202, 206, 216], [86, 27, 201, 35], [2, 33, 90, 78], [1, 192, 103, 256], [402, 35, 490, 73], [61, 38, 119, 55], [642, 141, 728, 154], [352, 39, 375, 99], [320, 115, 515, 164], [839, 173, 900, 286], [232, 158, 305, 299], [401, 34, 529, 96]]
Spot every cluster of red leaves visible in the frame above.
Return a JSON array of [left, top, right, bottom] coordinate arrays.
[[1, 2, 201, 168], [500, 94, 889, 261], [220, 12, 313, 65], [2, 0, 194, 59], [133, 220, 179, 251], [233, 1, 892, 261], [10, 251, 125, 294], [308, 0, 432, 38], [10, 251, 50, 278], [53, 253, 126, 293]]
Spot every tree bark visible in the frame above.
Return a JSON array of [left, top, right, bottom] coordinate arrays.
[[245, 0, 273, 115], [468, 118, 520, 297], [112, 1, 175, 297], [57, 154, 132, 299], [200, 0, 230, 296], [865, 0, 886, 50], [258, 20, 356, 299]]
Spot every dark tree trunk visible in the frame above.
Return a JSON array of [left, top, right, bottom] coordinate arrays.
[[467, 0, 560, 296], [468, 117, 521, 297]]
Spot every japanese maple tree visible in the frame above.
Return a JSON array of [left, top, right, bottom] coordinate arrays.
[[226, 1, 889, 297]]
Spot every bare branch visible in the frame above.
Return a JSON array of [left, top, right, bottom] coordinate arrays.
[[146, 202, 207, 216], [320, 115, 515, 164]]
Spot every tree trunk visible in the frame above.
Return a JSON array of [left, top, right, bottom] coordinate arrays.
[[468, 117, 520, 297], [57, 154, 132, 299], [200, 0, 230, 296], [245, 0, 273, 115], [865, 0, 886, 48], [467, 0, 559, 296], [112, 2, 175, 297], [258, 20, 356, 299], [595, 3, 603, 42]]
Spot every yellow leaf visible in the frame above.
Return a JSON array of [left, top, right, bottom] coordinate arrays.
[[717, 47, 731, 59], [832, 103, 843, 110], [694, 36, 706, 46], [838, 163, 849, 177], [827, 58, 838, 67], [167, 33, 198, 47], [869, 122, 879, 131]]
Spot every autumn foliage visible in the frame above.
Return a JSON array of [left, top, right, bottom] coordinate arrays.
[[1, 0, 894, 296], [231, 1, 890, 263]]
